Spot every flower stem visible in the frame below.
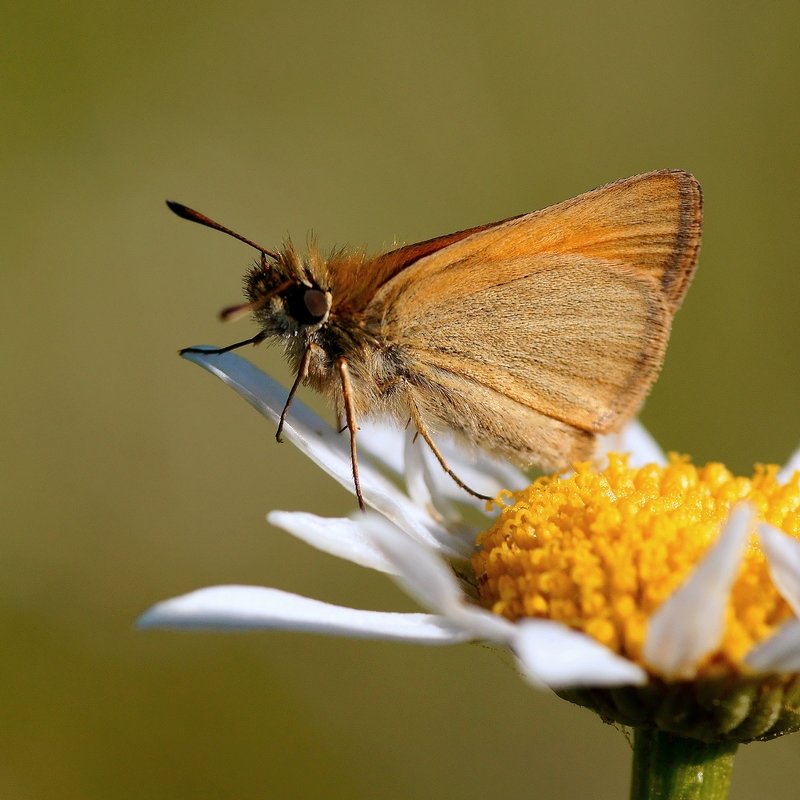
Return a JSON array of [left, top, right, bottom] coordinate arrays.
[[629, 728, 738, 800]]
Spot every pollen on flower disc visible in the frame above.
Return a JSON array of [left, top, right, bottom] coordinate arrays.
[[472, 455, 800, 677]]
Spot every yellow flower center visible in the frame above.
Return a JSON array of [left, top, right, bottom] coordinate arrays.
[[472, 455, 800, 676]]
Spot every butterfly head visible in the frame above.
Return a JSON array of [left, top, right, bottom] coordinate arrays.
[[243, 246, 333, 338]]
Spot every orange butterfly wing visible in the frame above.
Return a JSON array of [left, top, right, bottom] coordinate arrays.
[[368, 170, 701, 467]]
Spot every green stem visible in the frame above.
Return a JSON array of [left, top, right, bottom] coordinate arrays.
[[629, 728, 738, 800]]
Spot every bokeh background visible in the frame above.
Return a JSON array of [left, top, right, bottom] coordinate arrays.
[[4, 2, 799, 797]]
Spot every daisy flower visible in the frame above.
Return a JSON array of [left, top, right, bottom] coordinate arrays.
[[141, 348, 800, 800]]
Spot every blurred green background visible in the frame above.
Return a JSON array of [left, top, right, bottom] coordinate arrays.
[[4, 1, 799, 797]]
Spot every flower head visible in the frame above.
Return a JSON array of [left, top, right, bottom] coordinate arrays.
[[474, 456, 800, 678], [141, 349, 800, 742]]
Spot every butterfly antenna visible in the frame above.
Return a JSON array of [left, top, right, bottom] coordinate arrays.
[[166, 200, 281, 261]]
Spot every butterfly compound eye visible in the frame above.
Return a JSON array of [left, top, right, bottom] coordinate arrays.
[[285, 285, 330, 325], [303, 288, 329, 321]]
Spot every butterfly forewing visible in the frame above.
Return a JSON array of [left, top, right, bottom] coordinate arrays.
[[368, 170, 701, 467]]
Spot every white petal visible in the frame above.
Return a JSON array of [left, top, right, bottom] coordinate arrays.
[[361, 514, 516, 643], [426, 434, 529, 507], [746, 620, 800, 672], [464, 446, 530, 495], [643, 503, 753, 679], [353, 420, 406, 479], [181, 350, 456, 555], [403, 430, 462, 524], [444, 599, 518, 644], [180, 348, 374, 486], [597, 420, 667, 467], [357, 419, 528, 504], [138, 585, 468, 643], [366, 414, 526, 522], [267, 510, 396, 574], [513, 620, 647, 688], [403, 429, 439, 512], [359, 514, 465, 610], [758, 523, 800, 617], [778, 445, 800, 484], [370, 422, 528, 516]]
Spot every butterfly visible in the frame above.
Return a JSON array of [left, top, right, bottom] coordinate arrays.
[[170, 169, 702, 509]]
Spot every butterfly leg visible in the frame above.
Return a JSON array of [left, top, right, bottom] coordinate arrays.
[[337, 357, 366, 511], [276, 344, 312, 443], [180, 331, 267, 356], [405, 395, 493, 503]]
